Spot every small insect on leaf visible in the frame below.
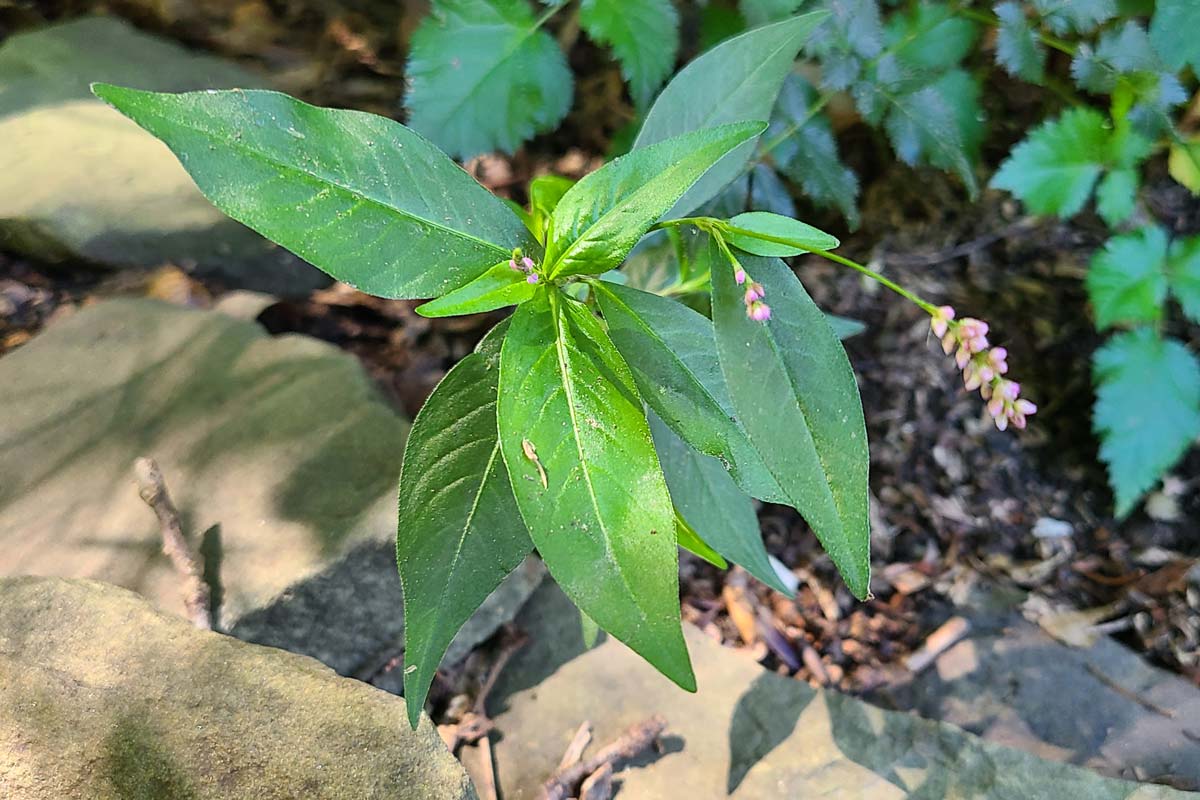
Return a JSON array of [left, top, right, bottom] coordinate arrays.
[[522, 438, 549, 489]]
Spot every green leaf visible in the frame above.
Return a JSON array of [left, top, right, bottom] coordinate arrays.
[[990, 108, 1110, 218], [416, 261, 536, 317], [579, 0, 679, 110], [650, 413, 792, 594], [635, 12, 826, 218], [674, 507, 729, 569], [1086, 227, 1168, 329], [1168, 139, 1200, 195], [1070, 22, 1186, 135], [885, 3, 979, 72], [827, 313, 866, 339], [740, 0, 805, 27], [1150, 0, 1200, 72], [995, 1, 1046, 82], [529, 173, 575, 242], [725, 211, 840, 256], [771, 74, 860, 227], [1095, 168, 1138, 227], [592, 280, 784, 502], [1093, 329, 1200, 516], [1166, 234, 1200, 323], [711, 249, 871, 598], [406, 0, 573, 158], [548, 122, 764, 278], [497, 287, 695, 690], [397, 331, 533, 728], [91, 83, 539, 299], [1032, 0, 1115, 34]]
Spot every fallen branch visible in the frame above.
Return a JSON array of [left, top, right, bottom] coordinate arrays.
[[133, 457, 211, 630], [539, 715, 667, 800]]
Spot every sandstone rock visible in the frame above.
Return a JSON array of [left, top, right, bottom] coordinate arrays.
[[0, 576, 476, 800]]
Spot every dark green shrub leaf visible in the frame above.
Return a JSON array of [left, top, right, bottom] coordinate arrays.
[[1095, 168, 1138, 227], [771, 74, 860, 227], [579, 0, 679, 110], [529, 174, 575, 243], [397, 330, 532, 727], [406, 0, 572, 158], [885, 3, 978, 72], [995, 1, 1045, 82], [416, 261, 536, 317], [650, 413, 792, 594], [1166, 234, 1200, 323], [1094, 329, 1200, 516], [990, 108, 1111, 217], [1031, 0, 1115, 34], [497, 287, 695, 690], [1086, 227, 1168, 329], [635, 12, 826, 217], [1150, 0, 1200, 72], [711, 251, 871, 598], [92, 83, 538, 299], [725, 211, 840, 256], [1070, 22, 1186, 135], [548, 122, 764, 278], [593, 280, 784, 502]]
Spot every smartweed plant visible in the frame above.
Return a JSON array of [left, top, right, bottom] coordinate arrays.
[[94, 12, 1035, 722]]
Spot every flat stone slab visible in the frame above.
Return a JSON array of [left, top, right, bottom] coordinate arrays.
[[876, 585, 1200, 788], [487, 583, 1196, 799], [0, 16, 325, 296], [0, 577, 476, 799], [0, 299, 406, 635]]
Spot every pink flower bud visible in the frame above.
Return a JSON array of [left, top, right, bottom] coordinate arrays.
[[987, 395, 1004, 418], [526, 273, 539, 284], [509, 259, 520, 271], [748, 302, 772, 322], [930, 305, 955, 338], [987, 347, 1008, 374], [521, 257, 535, 271], [735, 268, 747, 285], [1015, 399, 1037, 416], [744, 283, 765, 304]]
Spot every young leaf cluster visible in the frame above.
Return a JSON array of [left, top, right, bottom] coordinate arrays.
[[90, 11, 873, 723]]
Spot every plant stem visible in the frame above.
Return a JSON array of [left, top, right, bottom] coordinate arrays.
[[954, 5, 1076, 56]]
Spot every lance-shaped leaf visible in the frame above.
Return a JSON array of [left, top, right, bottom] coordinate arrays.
[[593, 280, 784, 503], [711, 250, 871, 599], [547, 122, 764, 278], [724, 211, 839, 256], [416, 261, 536, 318], [497, 287, 695, 690], [674, 508, 728, 569], [397, 325, 532, 728], [529, 174, 576, 243], [650, 413, 791, 594], [91, 83, 539, 299], [634, 12, 825, 218]]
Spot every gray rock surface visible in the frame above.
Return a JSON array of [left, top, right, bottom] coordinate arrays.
[[0, 16, 326, 296], [486, 583, 1196, 799], [0, 576, 476, 800], [875, 583, 1200, 788], [0, 299, 406, 635]]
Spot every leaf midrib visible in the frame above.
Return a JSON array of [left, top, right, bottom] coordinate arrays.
[[133, 96, 515, 259], [548, 290, 658, 627]]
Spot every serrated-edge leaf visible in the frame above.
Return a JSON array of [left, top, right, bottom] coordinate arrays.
[[548, 122, 764, 278], [397, 349, 533, 727], [1093, 329, 1200, 516], [1167, 235, 1200, 323], [712, 249, 871, 598], [1086, 226, 1168, 329], [579, 0, 679, 110], [497, 287, 696, 690], [995, 1, 1046, 82], [1095, 168, 1138, 228], [1150, 0, 1200, 72], [91, 83, 539, 299]]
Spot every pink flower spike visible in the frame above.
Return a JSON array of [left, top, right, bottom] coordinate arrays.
[[748, 302, 772, 322], [526, 273, 539, 284], [521, 256, 535, 271], [1002, 380, 1020, 400], [930, 305, 955, 338], [988, 347, 1008, 374], [735, 268, 747, 285], [744, 283, 765, 304], [1015, 399, 1037, 416], [955, 346, 971, 369]]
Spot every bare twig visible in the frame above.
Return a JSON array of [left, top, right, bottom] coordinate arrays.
[[1084, 663, 1177, 719], [905, 616, 970, 674], [441, 629, 529, 752], [579, 763, 613, 800], [133, 457, 211, 630], [539, 716, 667, 800], [556, 721, 593, 772], [475, 736, 499, 800]]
